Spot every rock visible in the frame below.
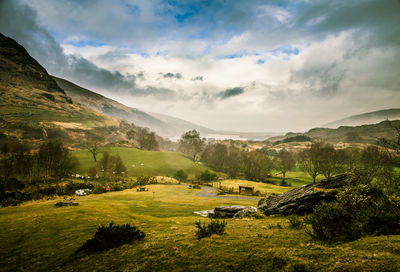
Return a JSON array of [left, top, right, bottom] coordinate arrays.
[[258, 174, 353, 215], [193, 210, 215, 217], [211, 205, 247, 218], [55, 201, 79, 207], [233, 206, 258, 219]]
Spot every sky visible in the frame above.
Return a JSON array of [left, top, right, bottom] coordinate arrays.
[[1, 0, 400, 132]]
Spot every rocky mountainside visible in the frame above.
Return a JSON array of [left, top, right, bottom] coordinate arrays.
[[0, 33, 133, 146], [322, 108, 400, 128]]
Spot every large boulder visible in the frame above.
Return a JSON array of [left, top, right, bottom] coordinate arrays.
[[258, 174, 353, 215]]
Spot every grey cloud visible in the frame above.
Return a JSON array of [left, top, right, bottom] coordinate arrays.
[[162, 72, 182, 79], [192, 76, 203, 81], [218, 87, 244, 99], [290, 62, 346, 96], [0, 0, 175, 100]]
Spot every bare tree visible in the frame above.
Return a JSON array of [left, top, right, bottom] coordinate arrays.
[[86, 136, 104, 162]]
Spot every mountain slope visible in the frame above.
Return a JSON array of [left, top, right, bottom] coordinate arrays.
[[323, 108, 400, 128], [52, 76, 175, 134], [52, 76, 216, 138], [0, 33, 133, 145]]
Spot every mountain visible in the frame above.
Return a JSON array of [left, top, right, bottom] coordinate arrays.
[[52, 76, 217, 138], [268, 120, 400, 144], [322, 108, 400, 128], [0, 33, 133, 146]]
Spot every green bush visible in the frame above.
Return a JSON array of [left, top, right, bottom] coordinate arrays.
[[305, 184, 400, 242], [195, 219, 227, 239], [288, 216, 303, 229], [76, 222, 145, 253], [92, 186, 105, 194], [198, 170, 217, 183], [279, 179, 291, 187], [173, 170, 188, 182]]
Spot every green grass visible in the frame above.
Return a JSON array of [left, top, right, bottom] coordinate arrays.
[[213, 179, 291, 194], [1, 185, 399, 271], [267, 170, 324, 187], [73, 146, 209, 178]]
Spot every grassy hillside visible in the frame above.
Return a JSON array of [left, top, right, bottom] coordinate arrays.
[[73, 146, 209, 178], [0, 33, 134, 146], [1, 185, 399, 271], [323, 108, 400, 128]]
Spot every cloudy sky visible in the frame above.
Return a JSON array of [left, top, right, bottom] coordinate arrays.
[[1, 0, 400, 132]]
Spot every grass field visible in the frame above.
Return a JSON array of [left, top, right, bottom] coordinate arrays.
[[72, 146, 209, 178], [1, 184, 399, 271], [213, 179, 291, 194]]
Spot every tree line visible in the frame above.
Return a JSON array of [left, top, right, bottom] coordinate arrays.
[[0, 139, 79, 190], [177, 129, 400, 191]]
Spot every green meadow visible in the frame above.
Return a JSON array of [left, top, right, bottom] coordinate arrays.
[[72, 146, 209, 178], [1, 184, 399, 271]]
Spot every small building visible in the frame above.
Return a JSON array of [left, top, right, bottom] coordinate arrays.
[[239, 186, 254, 196]]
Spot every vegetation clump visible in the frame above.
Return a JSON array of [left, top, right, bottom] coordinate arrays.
[[195, 219, 227, 239], [305, 184, 400, 242], [76, 222, 145, 253]]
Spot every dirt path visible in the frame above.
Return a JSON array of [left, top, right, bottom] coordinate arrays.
[[196, 186, 262, 201]]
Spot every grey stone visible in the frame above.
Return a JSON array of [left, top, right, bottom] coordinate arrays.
[[257, 174, 353, 215], [233, 206, 258, 219], [55, 201, 79, 207]]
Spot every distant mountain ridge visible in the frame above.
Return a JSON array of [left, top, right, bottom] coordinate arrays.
[[322, 108, 400, 128]]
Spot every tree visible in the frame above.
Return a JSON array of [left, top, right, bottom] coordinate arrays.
[[86, 136, 104, 162], [113, 155, 127, 176], [318, 143, 344, 179], [179, 130, 205, 161], [243, 150, 274, 181], [298, 142, 324, 183], [275, 149, 295, 180], [38, 141, 78, 180], [349, 146, 391, 183], [127, 128, 159, 151]]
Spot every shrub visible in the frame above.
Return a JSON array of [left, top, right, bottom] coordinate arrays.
[[92, 186, 105, 194], [305, 184, 400, 242], [195, 219, 227, 239], [173, 170, 188, 182], [76, 222, 145, 253], [136, 175, 157, 186], [288, 216, 303, 229], [198, 170, 217, 183], [279, 179, 291, 187]]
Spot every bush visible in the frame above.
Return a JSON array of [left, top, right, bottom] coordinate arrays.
[[305, 184, 400, 242], [76, 222, 145, 253], [136, 175, 157, 186], [173, 170, 188, 182], [279, 179, 291, 187], [195, 219, 227, 239], [288, 216, 303, 229], [92, 186, 105, 194], [198, 170, 217, 183]]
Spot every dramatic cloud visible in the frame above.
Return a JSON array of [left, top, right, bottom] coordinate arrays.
[[1, 0, 400, 132]]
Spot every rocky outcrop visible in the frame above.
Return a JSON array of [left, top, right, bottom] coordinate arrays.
[[194, 205, 258, 218], [233, 206, 258, 219], [258, 174, 353, 215]]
